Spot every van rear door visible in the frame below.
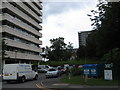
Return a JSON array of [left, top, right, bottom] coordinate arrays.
[[3, 65, 18, 80]]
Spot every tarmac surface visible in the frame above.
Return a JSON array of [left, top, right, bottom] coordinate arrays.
[[1, 73, 120, 90], [41, 74, 120, 90]]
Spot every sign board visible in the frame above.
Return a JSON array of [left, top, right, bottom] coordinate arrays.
[[91, 69, 96, 74], [84, 69, 89, 75], [104, 70, 113, 80], [105, 63, 113, 69]]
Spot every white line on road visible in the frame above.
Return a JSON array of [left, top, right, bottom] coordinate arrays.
[[52, 83, 69, 86]]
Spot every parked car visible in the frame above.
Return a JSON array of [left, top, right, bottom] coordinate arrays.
[[56, 66, 63, 75], [61, 67, 66, 74], [37, 67, 48, 73], [45, 68, 60, 78], [38, 65, 53, 69], [45, 65, 53, 69], [37, 65, 53, 73]]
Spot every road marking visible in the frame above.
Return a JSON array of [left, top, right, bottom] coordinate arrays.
[[36, 84, 44, 88], [69, 85, 84, 88], [36, 83, 52, 90], [52, 83, 69, 86], [41, 81, 44, 87]]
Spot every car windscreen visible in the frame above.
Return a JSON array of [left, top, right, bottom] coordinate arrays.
[[48, 69, 56, 71]]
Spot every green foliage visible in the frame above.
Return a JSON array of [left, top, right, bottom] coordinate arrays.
[[46, 37, 74, 61], [77, 45, 86, 59], [101, 48, 120, 63], [85, 1, 120, 62], [71, 68, 82, 76], [39, 60, 99, 66], [50, 37, 66, 50]]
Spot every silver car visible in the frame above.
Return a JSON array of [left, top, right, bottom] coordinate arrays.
[[45, 68, 60, 78], [37, 67, 48, 73]]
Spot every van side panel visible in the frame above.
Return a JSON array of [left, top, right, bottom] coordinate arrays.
[[17, 64, 36, 79], [3, 64, 38, 81]]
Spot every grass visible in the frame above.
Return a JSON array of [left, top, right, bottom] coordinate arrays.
[[60, 75, 120, 86], [39, 59, 100, 66]]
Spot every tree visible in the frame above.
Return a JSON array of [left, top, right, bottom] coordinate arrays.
[[46, 37, 74, 61], [77, 45, 86, 59], [49, 37, 66, 61], [65, 42, 73, 60], [86, 1, 120, 61], [101, 48, 120, 63], [86, 30, 98, 58]]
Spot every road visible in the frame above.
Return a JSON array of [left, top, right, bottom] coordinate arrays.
[[2, 73, 46, 88], [2, 73, 119, 90], [2, 73, 65, 89]]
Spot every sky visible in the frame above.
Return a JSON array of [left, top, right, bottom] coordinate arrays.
[[41, 0, 99, 48]]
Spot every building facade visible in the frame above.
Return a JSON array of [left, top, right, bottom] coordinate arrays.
[[0, 0, 42, 66], [78, 31, 91, 47]]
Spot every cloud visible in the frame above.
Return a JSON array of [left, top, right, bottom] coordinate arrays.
[[43, 2, 84, 15], [43, 0, 98, 20], [41, 0, 98, 48]]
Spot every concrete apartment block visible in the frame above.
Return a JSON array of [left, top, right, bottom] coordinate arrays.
[[0, 0, 42, 66], [78, 31, 91, 47]]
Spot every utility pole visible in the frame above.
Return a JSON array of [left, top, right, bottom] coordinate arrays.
[[84, 46, 88, 82]]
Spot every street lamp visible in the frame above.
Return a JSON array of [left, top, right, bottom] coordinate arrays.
[[15, 50, 17, 63], [84, 46, 88, 82]]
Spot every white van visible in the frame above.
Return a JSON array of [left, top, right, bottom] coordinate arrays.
[[3, 64, 38, 83]]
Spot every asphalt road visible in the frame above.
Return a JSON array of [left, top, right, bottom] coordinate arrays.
[[2, 73, 64, 89], [1, 73, 120, 90], [2, 73, 47, 88]]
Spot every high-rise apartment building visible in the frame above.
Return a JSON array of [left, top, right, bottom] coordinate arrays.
[[0, 0, 42, 66], [78, 31, 91, 47]]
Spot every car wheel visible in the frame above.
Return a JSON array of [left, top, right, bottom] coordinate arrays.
[[46, 77, 48, 79], [6, 81, 11, 83], [34, 75, 38, 80], [21, 76, 25, 83], [57, 73, 59, 77]]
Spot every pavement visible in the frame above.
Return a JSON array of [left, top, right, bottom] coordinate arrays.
[[42, 80, 119, 89], [0, 76, 2, 90], [41, 75, 120, 90]]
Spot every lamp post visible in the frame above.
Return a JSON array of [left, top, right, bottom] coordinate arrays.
[[84, 46, 88, 82], [15, 50, 17, 63]]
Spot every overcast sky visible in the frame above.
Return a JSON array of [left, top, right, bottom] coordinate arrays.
[[41, 0, 99, 48]]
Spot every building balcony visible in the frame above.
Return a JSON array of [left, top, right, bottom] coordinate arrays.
[[11, 1, 41, 23], [2, 13, 42, 38], [2, 25, 42, 45], [5, 51, 42, 61], [0, 14, 2, 21], [4, 38, 42, 53], [23, 0, 42, 16], [2, 2, 42, 30], [33, 1, 42, 10]]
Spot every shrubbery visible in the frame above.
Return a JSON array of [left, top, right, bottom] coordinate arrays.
[[71, 68, 83, 76]]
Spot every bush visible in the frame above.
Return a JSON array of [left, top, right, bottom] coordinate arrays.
[[71, 68, 82, 76], [101, 48, 120, 63]]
